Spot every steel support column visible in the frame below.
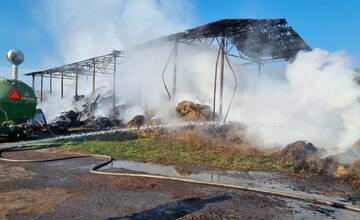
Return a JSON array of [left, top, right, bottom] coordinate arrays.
[[40, 72, 43, 101], [172, 41, 178, 97], [112, 55, 117, 109], [32, 74, 35, 90], [92, 59, 96, 95], [219, 36, 225, 118], [60, 70, 64, 98], [49, 73, 52, 94], [75, 65, 79, 97], [258, 62, 262, 78], [212, 46, 220, 121]]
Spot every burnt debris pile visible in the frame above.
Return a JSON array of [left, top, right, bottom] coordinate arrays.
[[279, 140, 342, 175], [50, 92, 124, 132], [49, 98, 217, 133], [51, 110, 84, 132], [280, 140, 360, 187], [280, 141, 320, 173]]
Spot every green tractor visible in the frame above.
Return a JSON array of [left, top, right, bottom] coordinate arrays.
[[0, 49, 46, 139]]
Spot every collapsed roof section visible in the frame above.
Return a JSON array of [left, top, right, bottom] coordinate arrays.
[[161, 18, 311, 61]]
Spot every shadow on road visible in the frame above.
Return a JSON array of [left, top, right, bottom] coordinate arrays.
[[106, 195, 232, 220]]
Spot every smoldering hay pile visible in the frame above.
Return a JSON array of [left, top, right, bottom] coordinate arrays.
[[45, 74, 360, 186], [31, 0, 360, 188], [33, 0, 360, 180], [36, 0, 360, 159], [45, 48, 360, 157], [50, 96, 214, 132], [175, 101, 213, 121], [278, 140, 360, 187]]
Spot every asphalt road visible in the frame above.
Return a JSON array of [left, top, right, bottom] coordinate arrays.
[[0, 146, 360, 219]]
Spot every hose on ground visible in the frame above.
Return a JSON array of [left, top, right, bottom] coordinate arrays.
[[1, 144, 360, 214]]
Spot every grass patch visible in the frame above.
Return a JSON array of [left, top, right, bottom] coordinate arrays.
[[63, 135, 293, 173]]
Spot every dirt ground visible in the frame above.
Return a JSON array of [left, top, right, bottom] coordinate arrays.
[[0, 147, 360, 219]]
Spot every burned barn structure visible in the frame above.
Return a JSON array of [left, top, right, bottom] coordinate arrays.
[[156, 18, 310, 120], [25, 18, 310, 121], [25, 51, 121, 106]]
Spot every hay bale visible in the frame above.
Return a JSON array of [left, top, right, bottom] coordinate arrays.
[[280, 141, 320, 172], [144, 118, 161, 127], [175, 101, 212, 122], [335, 165, 349, 177], [126, 115, 145, 128], [281, 141, 318, 163], [318, 156, 340, 175], [137, 118, 163, 137]]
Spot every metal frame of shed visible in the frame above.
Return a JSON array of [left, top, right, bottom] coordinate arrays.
[[148, 18, 311, 118], [25, 18, 310, 118], [25, 50, 121, 108]]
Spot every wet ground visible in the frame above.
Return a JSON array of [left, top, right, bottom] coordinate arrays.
[[0, 147, 360, 219]]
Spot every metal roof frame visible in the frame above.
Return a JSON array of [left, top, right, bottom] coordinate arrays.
[[25, 50, 121, 79], [154, 18, 311, 62], [23, 18, 310, 115]]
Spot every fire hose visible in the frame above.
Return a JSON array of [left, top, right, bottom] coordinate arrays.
[[1, 142, 360, 214]]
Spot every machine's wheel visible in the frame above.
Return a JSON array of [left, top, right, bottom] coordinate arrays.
[[19, 129, 32, 139], [8, 132, 20, 140], [8, 129, 32, 140]]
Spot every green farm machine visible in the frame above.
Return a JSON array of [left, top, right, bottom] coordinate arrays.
[[0, 49, 46, 138]]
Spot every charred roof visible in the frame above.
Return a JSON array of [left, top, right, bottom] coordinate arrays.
[[162, 18, 311, 61], [25, 19, 311, 79]]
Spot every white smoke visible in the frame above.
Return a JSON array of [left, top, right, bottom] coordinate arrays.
[[36, 1, 360, 156], [37, 0, 194, 119], [116, 43, 219, 120], [39, 0, 193, 62], [229, 49, 360, 154]]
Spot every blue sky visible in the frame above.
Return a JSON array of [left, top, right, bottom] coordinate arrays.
[[0, 0, 359, 76], [194, 0, 360, 63]]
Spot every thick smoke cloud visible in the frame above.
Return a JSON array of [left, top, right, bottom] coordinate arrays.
[[37, 0, 194, 119], [230, 49, 360, 154], [37, 0, 360, 157], [39, 0, 193, 62]]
